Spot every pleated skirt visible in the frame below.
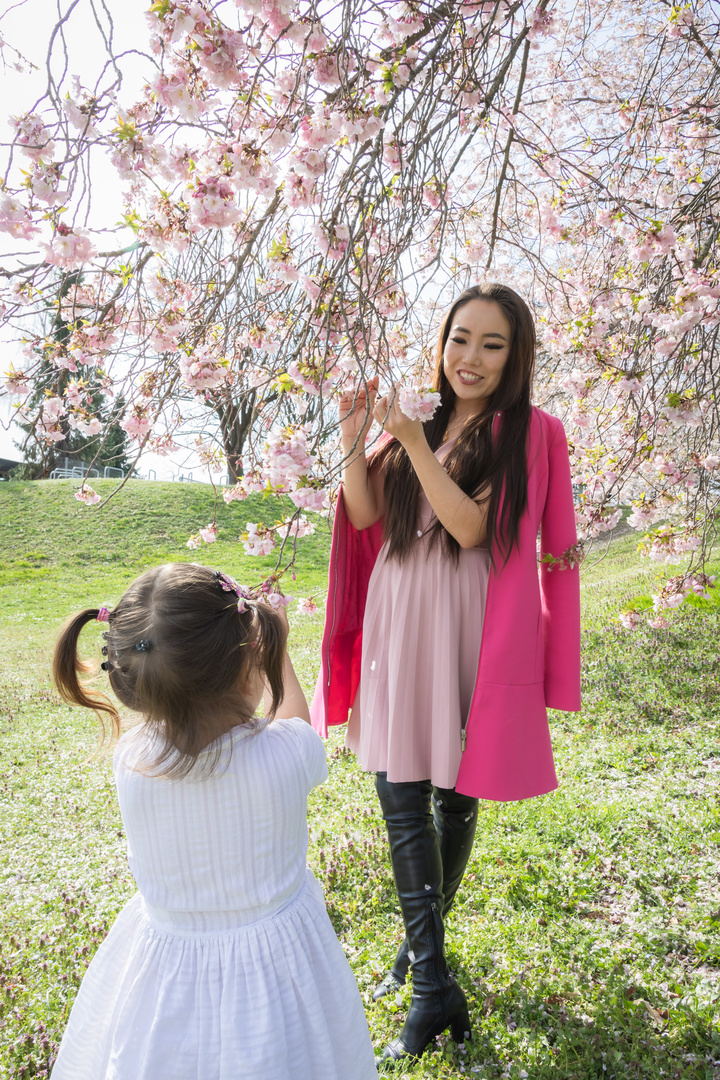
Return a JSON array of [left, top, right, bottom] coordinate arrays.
[[347, 533, 490, 788], [51, 869, 377, 1080]]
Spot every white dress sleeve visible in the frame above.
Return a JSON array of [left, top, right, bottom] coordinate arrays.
[[276, 716, 329, 791]]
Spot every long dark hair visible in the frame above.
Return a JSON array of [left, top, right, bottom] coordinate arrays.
[[53, 563, 287, 777], [378, 283, 535, 564]]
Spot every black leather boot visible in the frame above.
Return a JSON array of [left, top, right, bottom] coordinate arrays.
[[373, 783, 479, 1001], [375, 774, 472, 1065]]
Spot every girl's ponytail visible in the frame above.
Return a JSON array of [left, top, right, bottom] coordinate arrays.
[[53, 609, 121, 741], [252, 603, 287, 718]]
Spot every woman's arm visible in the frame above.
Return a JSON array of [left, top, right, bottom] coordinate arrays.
[[375, 390, 488, 549], [338, 377, 384, 530]]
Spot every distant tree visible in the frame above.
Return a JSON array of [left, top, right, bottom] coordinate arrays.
[[14, 272, 133, 476]]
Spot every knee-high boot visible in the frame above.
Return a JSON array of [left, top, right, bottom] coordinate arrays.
[[375, 773, 472, 1064], [373, 783, 479, 1001]]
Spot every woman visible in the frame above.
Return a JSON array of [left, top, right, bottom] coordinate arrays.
[[311, 284, 581, 1065]]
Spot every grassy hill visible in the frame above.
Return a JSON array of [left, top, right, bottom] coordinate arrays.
[[1, 479, 719, 1079]]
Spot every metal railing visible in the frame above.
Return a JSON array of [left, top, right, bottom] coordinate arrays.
[[45, 457, 228, 485], [49, 465, 100, 480]]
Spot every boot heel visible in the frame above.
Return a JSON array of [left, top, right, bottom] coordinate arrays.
[[450, 1010, 472, 1044]]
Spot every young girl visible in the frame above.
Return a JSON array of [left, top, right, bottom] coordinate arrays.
[[51, 562, 377, 1080], [311, 284, 581, 1065]]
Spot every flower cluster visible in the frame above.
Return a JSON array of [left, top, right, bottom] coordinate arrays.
[[398, 387, 441, 422], [241, 523, 276, 557], [180, 348, 230, 392], [275, 515, 316, 541], [296, 596, 319, 616], [74, 485, 101, 505], [41, 224, 96, 269], [540, 542, 585, 572]]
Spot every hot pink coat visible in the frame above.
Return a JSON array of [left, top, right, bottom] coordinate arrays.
[[310, 406, 581, 801]]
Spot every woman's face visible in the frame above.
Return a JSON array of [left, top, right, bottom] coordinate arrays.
[[442, 299, 512, 415]]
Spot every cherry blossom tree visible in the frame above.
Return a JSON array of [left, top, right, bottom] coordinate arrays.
[[1, 0, 718, 617]]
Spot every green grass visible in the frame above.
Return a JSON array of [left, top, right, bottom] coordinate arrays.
[[1, 481, 719, 1079]]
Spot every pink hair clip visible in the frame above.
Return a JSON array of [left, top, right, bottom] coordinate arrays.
[[215, 570, 254, 615], [96, 607, 110, 622]]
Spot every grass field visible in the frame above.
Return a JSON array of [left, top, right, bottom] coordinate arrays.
[[1, 479, 719, 1079]]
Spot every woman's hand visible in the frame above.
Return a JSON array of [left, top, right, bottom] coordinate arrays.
[[373, 386, 425, 449], [339, 375, 379, 447]]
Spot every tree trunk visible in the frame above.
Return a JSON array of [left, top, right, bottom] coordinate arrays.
[[215, 391, 258, 482]]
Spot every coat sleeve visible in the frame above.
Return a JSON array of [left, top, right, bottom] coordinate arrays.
[[540, 417, 581, 711]]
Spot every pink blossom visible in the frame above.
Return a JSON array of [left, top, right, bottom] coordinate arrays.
[[312, 53, 341, 89], [64, 380, 84, 407], [398, 387, 441, 422], [14, 113, 55, 162], [299, 274, 321, 300], [3, 367, 30, 396], [240, 327, 281, 354], [188, 176, 242, 230], [74, 485, 101, 505], [242, 523, 276, 556], [223, 482, 249, 504], [265, 590, 293, 609], [199, 523, 218, 543], [180, 347, 230, 392], [148, 434, 182, 456], [30, 163, 69, 206], [275, 515, 316, 540], [153, 71, 209, 121], [62, 90, 99, 136], [297, 597, 318, 615], [0, 195, 38, 239], [382, 139, 402, 171], [262, 429, 315, 489], [288, 486, 330, 512], [292, 148, 326, 179], [285, 172, 317, 209], [619, 611, 643, 630], [377, 285, 406, 318], [700, 455, 720, 470], [122, 411, 153, 439], [41, 224, 96, 269], [626, 505, 659, 530], [42, 397, 66, 423], [423, 184, 442, 210], [75, 417, 103, 436]]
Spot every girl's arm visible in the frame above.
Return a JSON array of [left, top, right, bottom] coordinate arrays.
[[375, 390, 488, 549], [270, 652, 311, 724], [338, 377, 384, 530], [261, 605, 311, 723]]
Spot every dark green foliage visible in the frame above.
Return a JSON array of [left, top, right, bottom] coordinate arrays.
[[15, 272, 133, 477]]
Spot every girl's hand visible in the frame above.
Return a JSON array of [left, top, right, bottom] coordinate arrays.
[[338, 376, 379, 446], [373, 386, 425, 448]]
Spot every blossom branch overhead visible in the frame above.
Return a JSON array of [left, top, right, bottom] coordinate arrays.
[[0, 0, 719, 621]]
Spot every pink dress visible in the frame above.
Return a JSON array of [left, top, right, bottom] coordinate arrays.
[[346, 440, 490, 788]]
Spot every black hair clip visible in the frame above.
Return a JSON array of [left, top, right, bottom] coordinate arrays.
[[101, 660, 112, 671], [101, 631, 109, 640], [135, 639, 152, 652], [101, 645, 108, 656]]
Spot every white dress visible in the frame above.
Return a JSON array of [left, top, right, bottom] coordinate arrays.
[[51, 716, 377, 1080]]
